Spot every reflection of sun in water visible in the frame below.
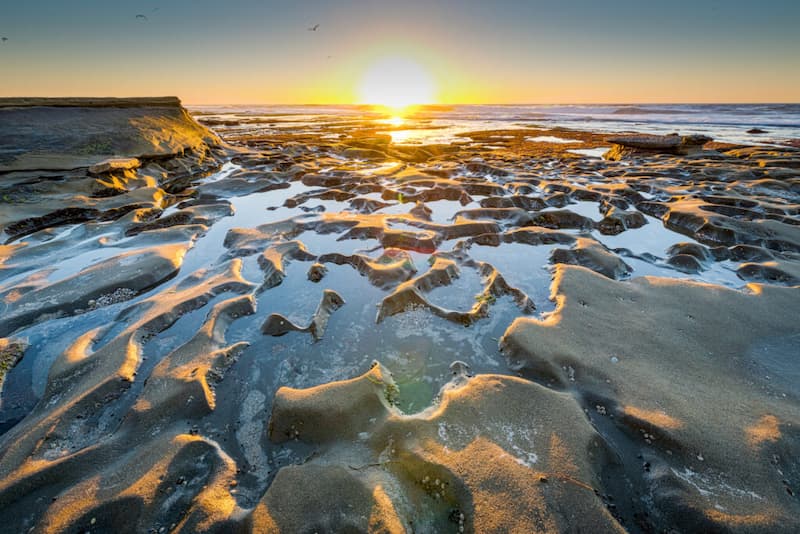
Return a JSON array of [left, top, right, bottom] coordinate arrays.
[[359, 56, 436, 113], [383, 116, 405, 127]]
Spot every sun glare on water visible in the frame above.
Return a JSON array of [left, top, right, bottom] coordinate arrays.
[[358, 56, 436, 114]]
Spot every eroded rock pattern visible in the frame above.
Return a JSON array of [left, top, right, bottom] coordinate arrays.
[[0, 103, 798, 532], [502, 266, 800, 531], [257, 363, 623, 532]]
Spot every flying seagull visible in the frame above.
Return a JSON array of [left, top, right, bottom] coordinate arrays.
[[308, 24, 319, 31], [136, 14, 148, 21], [1, 37, 8, 43]]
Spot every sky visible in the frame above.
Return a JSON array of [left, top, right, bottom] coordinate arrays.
[[0, 0, 799, 104]]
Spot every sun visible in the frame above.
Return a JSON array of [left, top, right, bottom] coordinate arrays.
[[358, 56, 436, 112]]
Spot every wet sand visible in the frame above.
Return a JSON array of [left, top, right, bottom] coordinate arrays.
[[0, 99, 799, 532]]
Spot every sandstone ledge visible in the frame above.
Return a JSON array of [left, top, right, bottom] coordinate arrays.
[[0, 96, 219, 172], [0, 96, 182, 108]]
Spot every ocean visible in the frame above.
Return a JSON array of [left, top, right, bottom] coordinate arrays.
[[190, 103, 800, 146]]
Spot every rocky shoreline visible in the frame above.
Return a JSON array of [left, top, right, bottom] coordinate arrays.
[[0, 99, 798, 532]]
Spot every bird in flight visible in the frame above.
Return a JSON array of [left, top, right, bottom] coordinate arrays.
[[308, 24, 319, 31], [136, 14, 148, 21], [1, 37, 8, 43]]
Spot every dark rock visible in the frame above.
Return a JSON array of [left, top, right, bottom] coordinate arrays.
[[666, 253, 704, 274], [551, 239, 632, 280], [667, 242, 713, 263], [604, 134, 712, 160], [597, 208, 647, 235]]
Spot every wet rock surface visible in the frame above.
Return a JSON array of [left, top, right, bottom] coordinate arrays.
[[0, 104, 798, 532]]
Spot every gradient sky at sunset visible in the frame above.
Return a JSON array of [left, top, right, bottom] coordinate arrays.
[[1, 0, 798, 104]]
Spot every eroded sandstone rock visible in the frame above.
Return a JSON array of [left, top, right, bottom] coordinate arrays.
[[260, 362, 624, 532], [502, 265, 800, 532]]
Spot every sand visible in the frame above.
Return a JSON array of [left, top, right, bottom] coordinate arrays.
[[0, 99, 797, 532]]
